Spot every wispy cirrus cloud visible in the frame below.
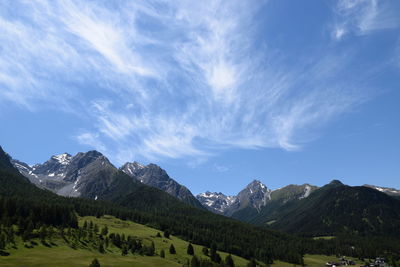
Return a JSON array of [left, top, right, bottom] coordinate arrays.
[[332, 0, 400, 40], [0, 0, 381, 164]]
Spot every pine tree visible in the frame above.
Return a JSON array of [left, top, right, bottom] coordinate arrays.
[[247, 258, 256, 267], [164, 230, 170, 239], [105, 236, 109, 248], [89, 258, 100, 267], [98, 242, 105, 254], [169, 244, 176, 254], [150, 241, 155, 256], [0, 233, 6, 250], [100, 226, 108, 236], [39, 226, 46, 243], [210, 243, 220, 263], [202, 247, 209, 256], [191, 255, 200, 267], [187, 243, 194, 255], [121, 245, 128, 256], [225, 254, 235, 267]]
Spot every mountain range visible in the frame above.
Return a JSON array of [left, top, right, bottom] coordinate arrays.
[[11, 151, 203, 209], [9, 149, 400, 238]]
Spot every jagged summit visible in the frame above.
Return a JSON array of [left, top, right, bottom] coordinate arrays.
[[197, 180, 320, 217], [328, 179, 344, 186], [51, 153, 72, 165], [363, 184, 400, 197], [120, 161, 203, 208]]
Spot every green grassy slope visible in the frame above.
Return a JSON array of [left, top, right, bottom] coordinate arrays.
[[0, 215, 250, 267]]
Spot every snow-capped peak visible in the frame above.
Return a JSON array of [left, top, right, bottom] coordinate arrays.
[[52, 153, 72, 165], [196, 191, 237, 213], [121, 161, 146, 176]]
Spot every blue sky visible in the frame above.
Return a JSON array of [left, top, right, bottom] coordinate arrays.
[[1, 0, 399, 195]]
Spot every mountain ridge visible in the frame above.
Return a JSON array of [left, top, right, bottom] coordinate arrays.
[[11, 150, 203, 208]]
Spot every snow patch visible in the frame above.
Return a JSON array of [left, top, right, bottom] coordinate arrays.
[[52, 153, 72, 165]]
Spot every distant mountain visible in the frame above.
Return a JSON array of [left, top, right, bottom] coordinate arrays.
[[12, 152, 203, 208], [12, 151, 116, 198], [120, 162, 204, 209], [196, 191, 236, 213], [226, 180, 272, 216], [197, 180, 318, 220], [364, 184, 400, 199], [233, 183, 319, 224], [265, 180, 400, 237]]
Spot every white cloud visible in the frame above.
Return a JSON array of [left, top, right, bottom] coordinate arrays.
[[0, 0, 375, 164], [76, 132, 106, 152], [214, 164, 230, 173], [332, 0, 400, 39]]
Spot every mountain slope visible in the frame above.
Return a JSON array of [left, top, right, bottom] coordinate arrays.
[[197, 180, 272, 216], [12, 152, 204, 209], [363, 184, 400, 198], [121, 162, 203, 209], [197, 181, 318, 222], [238, 184, 319, 224], [11, 151, 116, 198], [196, 191, 236, 213], [267, 180, 400, 237]]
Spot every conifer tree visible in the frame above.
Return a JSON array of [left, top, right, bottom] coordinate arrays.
[[150, 241, 155, 256], [0, 233, 6, 250], [89, 258, 100, 267], [191, 255, 200, 267], [164, 230, 170, 239], [187, 243, 194, 255], [247, 258, 256, 267], [225, 254, 235, 267], [122, 245, 128, 256], [169, 244, 176, 254], [98, 242, 105, 254], [100, 226, 108, 236]]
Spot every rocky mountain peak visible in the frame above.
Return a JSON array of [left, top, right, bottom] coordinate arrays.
[[328, 179, 344, 186], [196, 191, 237, 214], [121, 162, 145, 176], [244, 179, 269, 193], [50, 153, 72, 165], [120, 161, 204, 208]]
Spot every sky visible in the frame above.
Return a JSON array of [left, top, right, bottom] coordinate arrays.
[[0, 0, 399, 195]]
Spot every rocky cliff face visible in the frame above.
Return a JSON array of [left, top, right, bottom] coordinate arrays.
[[197, 179, 273, 215], [120, 162, 204, 209], [197, 180, 319, 217], [12, 151, 116, 198]]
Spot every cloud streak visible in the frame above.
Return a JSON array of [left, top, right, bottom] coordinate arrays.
[[0, 0, 383, 164], [332, 0, 400, 40]]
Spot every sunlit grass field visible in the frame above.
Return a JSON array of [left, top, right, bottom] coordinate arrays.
[[0, 215, 249, 267]]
